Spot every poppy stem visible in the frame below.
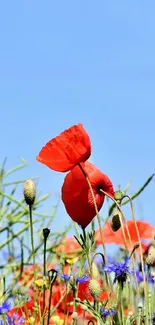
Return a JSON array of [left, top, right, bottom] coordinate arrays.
[[78, 164, 108, 262], [82, 227, 91, 273], [78, 163, 112, 291], [100, 189, 129, 254], [29, 204, 37, 318], [123, 195, 148, 316], [47, 282, 53, 325], [42, 228, 50, 324], [47, 269, 57, 325], [100, 189, 141, 302], [43, 240, 47, 324]]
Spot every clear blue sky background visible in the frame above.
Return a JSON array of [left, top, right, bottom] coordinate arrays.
[[0, 1, 155, 236]]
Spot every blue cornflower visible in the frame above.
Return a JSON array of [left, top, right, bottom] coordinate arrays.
[[100, 307, 116, 318], [0, 301, 11, 314], [103, 257, 132, 287], [6, 315, 24, 325], [0, 314, 23, 325], [61, 273, 89, 284], [136, 271, 155, 284], [76, 275, 89, 283], [61, 274, 71, 282]]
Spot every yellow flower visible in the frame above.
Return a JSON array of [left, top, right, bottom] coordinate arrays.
[[51, 315, 64, 325], [66, 257, 79, 265], [35, 278, 46, 287], [27, 317, 35, 324]]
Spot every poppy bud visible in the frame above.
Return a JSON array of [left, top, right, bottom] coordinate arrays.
[[71, 312, 78, 320], [23, 180, 36, 205], [91, 262, 99, 279], [89, 279, 101, 300], [114, 190, 123, 204], [111, 211, 121, 232]]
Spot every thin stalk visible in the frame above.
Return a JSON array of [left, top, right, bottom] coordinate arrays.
[[47, 283, 53, 325], [82, 227, 91, 274], [29, 204, 37, 317], [78, 164, 108, 263], [78, 163, 112, 291], [43, 238, 47, 325], [124, 195, 148, 317], [100, 189, 140, 301]]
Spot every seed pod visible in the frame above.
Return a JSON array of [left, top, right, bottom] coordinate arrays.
[[91, 262, 99, 279], [43, 228, 50, 241], [24, 180, 36, 205], [111, 211, 121, 231], [89, 279, 101, 300]]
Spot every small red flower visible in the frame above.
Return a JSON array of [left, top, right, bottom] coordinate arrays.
[[95, 220, 155, 246], [62, 161, 114, 228], [36, 123, 91, 172], [56, 236, 82, 259]]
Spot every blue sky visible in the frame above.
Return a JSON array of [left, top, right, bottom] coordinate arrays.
[[0, 1, 155, 235]]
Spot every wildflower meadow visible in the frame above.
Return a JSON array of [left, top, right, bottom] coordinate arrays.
[[0, 123, 155, 325]]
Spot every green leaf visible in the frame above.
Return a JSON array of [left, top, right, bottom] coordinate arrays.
[[3, 157, 27, 178]]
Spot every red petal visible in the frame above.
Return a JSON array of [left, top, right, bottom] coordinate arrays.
[[62, 162, 114, 228], [36, 123, 91, 172]]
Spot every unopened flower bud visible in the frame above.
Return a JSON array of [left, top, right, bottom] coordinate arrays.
[[72, 312, 78, 320], [89, 279, 101, 300], [91, 262, 99, 279], [138, 302, 143, 310], [114, 190, 124, 204], [111, 211, 121, 232], [24, 180, 36, 205], [145, 245, 155, 265], [82, 304, 88, 311], [128, 311, 133, 317]]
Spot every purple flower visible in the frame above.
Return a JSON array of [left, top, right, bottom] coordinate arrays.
[[100, 307, 116, 318], [76, 275, 89, 283], [61, 274, 71, 282], [103, 257, 132, 287], [136, 271, 155, 284], [61, 273, 89, 284], [0, 301, 11, 314], [0, 314, 23, 325]]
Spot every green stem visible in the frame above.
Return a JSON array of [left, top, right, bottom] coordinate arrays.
[[47, 283, 53, 325], [29, 204, 37, 317], [43, 238, 47, 325], [82, 227, 91, 274]]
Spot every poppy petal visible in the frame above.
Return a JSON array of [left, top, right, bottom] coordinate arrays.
[[36, 123, 91, 172], [62, 162, 114, 228]]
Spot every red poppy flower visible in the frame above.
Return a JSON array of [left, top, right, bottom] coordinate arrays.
[[56, 236, 82, 255], [62, 161, 114, 228], [36, 123, 91, 172], [95, 220, 155, 246]]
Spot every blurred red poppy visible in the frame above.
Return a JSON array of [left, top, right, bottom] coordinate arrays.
[[56, 236, 82, 255], [36, 123, 91, 172], [62, 161, 114, 228], [95, 220, 155, 246]]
